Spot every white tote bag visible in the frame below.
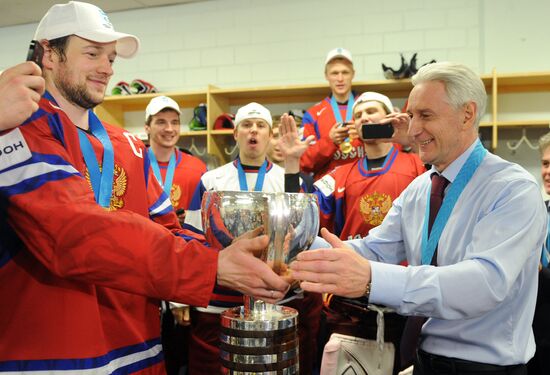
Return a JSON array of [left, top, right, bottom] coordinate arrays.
[[320, 305, 395, 375]]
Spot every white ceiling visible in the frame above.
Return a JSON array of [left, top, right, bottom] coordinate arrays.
[[0, 0, 209, 28]]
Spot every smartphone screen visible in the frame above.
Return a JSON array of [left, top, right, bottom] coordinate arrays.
[[361, 123, 394, 139], [26, 40, 44, 68]]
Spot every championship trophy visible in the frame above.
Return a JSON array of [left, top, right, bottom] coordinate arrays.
[[202, 191, 320, 374]]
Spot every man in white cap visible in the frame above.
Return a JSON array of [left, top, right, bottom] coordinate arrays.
[[185, 102, 284, 235], [0, 2, 288, 374], [279, 92, 425, 371], [144, 95, 207, 374], [301, 47, 360, 181], [184, 102, 322, 374], [313, 92, 425, 241], [145, 95, 206, 226]]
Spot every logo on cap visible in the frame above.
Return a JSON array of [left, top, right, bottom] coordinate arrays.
[[98, 9, 113, 29]]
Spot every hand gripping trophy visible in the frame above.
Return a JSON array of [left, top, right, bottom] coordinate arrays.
[[202, 191, 320, 374]]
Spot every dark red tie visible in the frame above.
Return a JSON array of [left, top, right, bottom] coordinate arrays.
[[399, 173, 449, 368], [427, 173, 449, 234]]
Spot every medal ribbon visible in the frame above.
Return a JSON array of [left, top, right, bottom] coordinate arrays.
[[330, 93, 355, 124], [148, 148, 176, 196], [236, 158, 268, 191], [77, 111, 115, 208], [421, 140, 487, 265]]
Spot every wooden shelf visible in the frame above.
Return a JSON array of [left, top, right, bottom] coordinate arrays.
[[210, 80, 416, 102], [180, 131, 208, 137], [480, 119, 550, 128], [211, 129, 234, 135], [496, 72, 550, 93], [496, 119, 550, 128], [95, 70, 550, 162]]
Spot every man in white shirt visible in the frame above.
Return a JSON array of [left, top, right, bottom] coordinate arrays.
[[291, 62, 546, 374]]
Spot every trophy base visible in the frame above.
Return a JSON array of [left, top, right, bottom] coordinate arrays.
[[220, 304, 299, 374]]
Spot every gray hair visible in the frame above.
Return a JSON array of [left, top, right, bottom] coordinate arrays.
[[539, 132, 550, 155], [411, 62, 487, 128]]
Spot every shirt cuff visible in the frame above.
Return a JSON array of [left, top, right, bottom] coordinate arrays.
[[369, 261, 407, 308], [309, 235, 330, 250]]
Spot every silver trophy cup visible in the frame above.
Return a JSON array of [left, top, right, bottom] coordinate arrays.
[[202, 191, 320, 374]]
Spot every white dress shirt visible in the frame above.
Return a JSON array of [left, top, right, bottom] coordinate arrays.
[[344, 140, 547, 365]]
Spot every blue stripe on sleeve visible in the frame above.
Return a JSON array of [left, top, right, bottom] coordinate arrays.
[[188, 181, 206, 210], [21, 107, 48, 126], [183, 181, 207, 233], [313, 188, 334, 215], [334, 196, 345, 237], [143, 147, 152, 188], [0, 338, 163, 373], [112, 351, 163, 375], [46, 113, 67, 147], [0, 152, 80, 198], [182, 223, 204, 235], [149, 192, 174, 218]]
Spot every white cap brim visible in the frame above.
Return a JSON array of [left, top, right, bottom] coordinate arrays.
[[75, 30, 139, 59], [352, 92, 394, 114]]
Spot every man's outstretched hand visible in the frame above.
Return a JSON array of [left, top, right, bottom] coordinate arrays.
[[290, 228, 371, 298], [278, 113, 315, 173], [217, 235, 289, 303]]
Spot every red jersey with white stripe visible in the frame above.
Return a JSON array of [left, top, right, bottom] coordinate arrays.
[[157, 149, 206, 212], [313, 146, 426, 240], [0, 94, 217, 374], [301, 96, 364, 180]]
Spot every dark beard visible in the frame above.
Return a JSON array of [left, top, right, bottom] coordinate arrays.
[[54, 74, 102, 110]]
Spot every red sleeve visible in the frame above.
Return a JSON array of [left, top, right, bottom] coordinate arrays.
[[138, 143, 207, 242], [3, 121, 217, 307], [300, 133, 338, 175], [300, 106, 338, 173]]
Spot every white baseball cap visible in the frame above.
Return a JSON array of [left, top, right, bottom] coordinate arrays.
[[325, 47, 353, 65], [145, 96, 181, 121], [352, 92, 394, 114], [34, 1, 140, 59], [235, 102, 272, 127]]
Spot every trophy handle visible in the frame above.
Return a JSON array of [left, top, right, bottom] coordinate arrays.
[[271, 193, 286, 276]]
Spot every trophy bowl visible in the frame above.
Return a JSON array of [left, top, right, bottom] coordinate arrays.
[[201, 190, 320, 281], [201, 191, 320, 375]]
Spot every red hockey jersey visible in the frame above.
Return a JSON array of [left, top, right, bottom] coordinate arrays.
[[156, 149, 206, 213], [313, 146, 426, 240], [301, 96, 364, 180], [0, 94, 217, 374]]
